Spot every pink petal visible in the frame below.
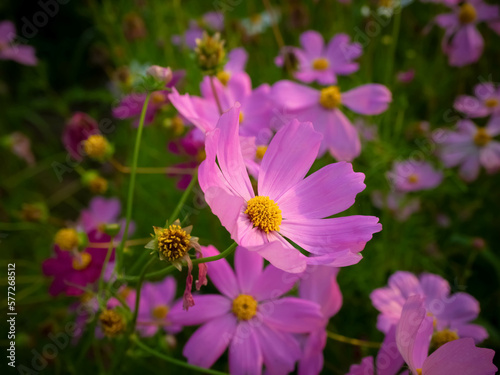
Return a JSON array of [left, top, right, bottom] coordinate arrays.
[[200, 245, 240, 298], [258, 120, 322, 200], [376, 326, 404, 375], [346, 356, 374, 375], [0, 21, 15, 43], [326, 33, 362, 75], [299, 266, 342, 318], [251, 261, 300, 301], [229, 321, 263, 375], [342, 84, 392, 115], [271, 80, 320, 112], [276, 161, 366, 220], [234, 246, 263, 294], [323, 110, 361, 161], [300, 30, 324, 57], [169, 294, 231, 326], [298, 330, 327, 375], [182, 313, 237, 368], [453, 323, 489, 344], [422, 338, 497, 375], [225, 47, 248, 73], [454, 95, 489, 117], [448, 25, 484, 67], [249, 234, 308, 273]]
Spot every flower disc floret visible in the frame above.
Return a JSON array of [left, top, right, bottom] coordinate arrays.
[[72, 252, 92, 271], [459, 3, 477, 24], [319, 86, 342, 109], [83, 134, 108, 159], [152, 305, 169, 319], [232, 294, 258, 321], [474, 128, 491, 147], [245, 196, 282, 233], [54, 228, 79, 251], [99, 309, 125, 337], [312, 57, 329, 70], [431, 329, 459, 349], [158, 224, 192, 261]]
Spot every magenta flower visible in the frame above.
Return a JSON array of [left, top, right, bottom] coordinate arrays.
[[275, 31, 362, 85], [62, 112, 99, 161], [271, 80, 391, 161], [135, 277, 183, 337], [169, 72, 272, 144], [168, 245, 324, 374], [370, 271, 488, 344], [199, 105, 381, 273], [435, 0, 500, 66], [437, 118, 500, 181], [113, 70, 184, 126], [396, 295, 497, 375], [42, 230, 113, 296], [387, 160, 443, 192], [0, 21, 37, 65], [297, 266, 342, 375], [454, 82, 500, 118]]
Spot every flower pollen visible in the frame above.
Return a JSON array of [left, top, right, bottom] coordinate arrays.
[[83, 135, 108, 159], [245, 196, 282, 233], [319, 86, 342, 109], [151, 91, 166, 105], [312, 57, 329, 71], [458, 3, 477, 24], [54, 228, 79, 251], [72, 252, 92, 271], [255, 145, 267, 160], [239, 111, 244, 124], [232, 294, 258, 320], [474, 127, 491, 147], [408, 173, 419, 184], [217, 70, 231, 85], [99, 309, 126, 337], [431, 329, 459, 349], [485, 98, 498, 108], [158, 224, 191, 261], [152, 305, 169, 319]]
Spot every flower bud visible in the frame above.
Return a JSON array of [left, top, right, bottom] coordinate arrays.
[[195, 32, 226, 74], [146, 65, 173, 85]]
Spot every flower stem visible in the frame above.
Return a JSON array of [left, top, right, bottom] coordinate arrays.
[[130, 256, 156, 333], [110, 158, 195, 175], [209, 75, 223, 115], [326, 330, 381, 348], [116, 92, 151, 275], [168, 172, 198, 224], [122, 241, 237, 282], [384, 8, 401, 86], [98, 237, 114, 299], [131, 335, 228, 375]]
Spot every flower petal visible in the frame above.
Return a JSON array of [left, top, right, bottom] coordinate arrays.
[[234, 246, 263, 294], [229, 321, 263, 375], [271, 80, 320, 112], [299, 266, 342, 318], [300, 30, 324, 57], [342, 84, 392, 115], [199, 245, 240, 298]]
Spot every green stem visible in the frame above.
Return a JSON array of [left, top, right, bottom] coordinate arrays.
[[117, 93, 151, 275], [385, 9, 401, 86], [210, 76, 223, 115], [131, 257, 156, 332], [131, 335, 228, 375], [98, 237, 115, 301], [326, 330, 381, 348], [168, 172, 198, 224], [122, 242, 238, 282]]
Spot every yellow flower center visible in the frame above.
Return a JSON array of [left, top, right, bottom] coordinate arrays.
[[151, 91, 166, 105], [89, 176, 108, 194], [171, 116, 184, 135], [83, 135, 108, 159], [54, 228, 79, 251], [158, 224, 191, 261], [430, 329, 459, 349], [99, 309, 126, 337], [485, 98, 498, 108], [416, 369, 422, 375], [255, 145, 267, 160], [72, 252, 92, 271], [245, 196, 282, 233], [79, 292, 94, 303], [408, 173, 419, 184], [319, 86, 342, 109], [152, 305, 169, 320], [232, 294, 258, 321], [239, 111, 244, 124], [459, 3, 477, 24], [474, 127, 491, 147], [217, 71, 231, 86], [379, 0, 392, 7], [312, 57, 329, 71], [119, 287, 132, 300]]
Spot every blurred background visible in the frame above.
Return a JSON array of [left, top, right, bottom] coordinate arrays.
[[1, 0, 499, 373]]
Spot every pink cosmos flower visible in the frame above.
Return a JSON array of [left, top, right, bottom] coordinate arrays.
[[42, 229, 113, 296], [135, 277, 183, 337], [387, 160, 443, 192], [275, 31, 362, 85], [271, 80, 391, 161], [169, 72, 272, 144], [396, 295, 497, 375], [112, 70, 184, 126], [437, 118, 500, 181], [0, 21, 37, 65], [435, 0, 500, 66], [371, 191, 420, 222], [223, 48, 248, 77], [396, 69, 415, 84], [199, 105, 382, 273], [62, 112, 99, 161], [168, 245, 324, 374], [298, 266, 342, 375], [454, 82, 500, 118], [370, 271, 488, 344]]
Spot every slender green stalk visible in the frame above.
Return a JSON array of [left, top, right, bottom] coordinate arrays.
[[122, 241, 238, 282], [117, 93, 151, 275], [97, 237, 115, 306], [327, 330, 381, 348], [210, 76, 223, 114], [385, 8, 402, 86], [131, 335, 228, 375], [130, 257, 156, 332], [168, 172, 198, 224]]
